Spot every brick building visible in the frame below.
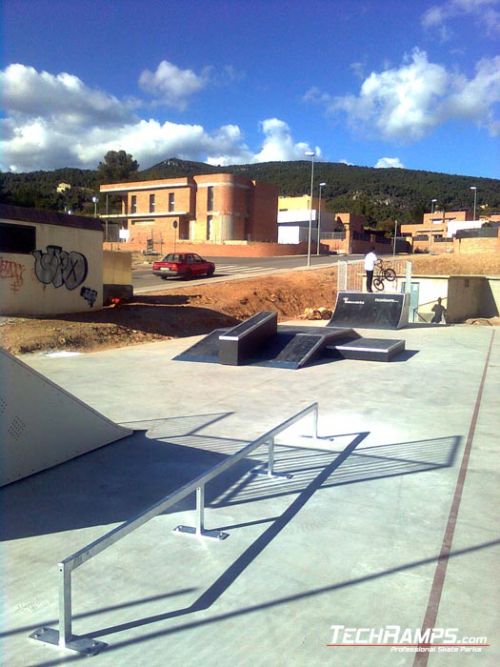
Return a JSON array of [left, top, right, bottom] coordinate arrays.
[[400, 210, 471, 252], [401, 210, 500, 253], [99, 174, 278, 252]]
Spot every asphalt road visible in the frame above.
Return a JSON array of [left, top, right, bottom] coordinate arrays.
[[133, 253, 363, 292]]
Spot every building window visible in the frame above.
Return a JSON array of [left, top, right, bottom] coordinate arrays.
[[130, 195, 137, 214], [207, 186, 214, 211], [149, 194, 155, 212], [168, 192, 175, 212], [0, 223, 36, 254]]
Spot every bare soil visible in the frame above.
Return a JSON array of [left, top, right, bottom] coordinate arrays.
[[0, 269, 338, 354], [1, 254, 499, 355]]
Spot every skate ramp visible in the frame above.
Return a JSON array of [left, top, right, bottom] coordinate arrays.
[[0, 348, 133, 486], [327, 291, 410, 330]]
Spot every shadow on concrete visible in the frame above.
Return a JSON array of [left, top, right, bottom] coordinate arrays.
[[1, 414, 460, 546], [3, 422, 474, 665], [18, 429, 366, 654], [20, 536, 500, 666], [17, 427, 495, 667], [209, 435, 461, 508], [0, 413, 252, 542]]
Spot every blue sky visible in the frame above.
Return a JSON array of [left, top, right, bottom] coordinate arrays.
[[2, 0, 499, 178]]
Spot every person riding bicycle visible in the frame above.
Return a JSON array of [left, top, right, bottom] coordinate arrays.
[[364, 247, 377, 293]]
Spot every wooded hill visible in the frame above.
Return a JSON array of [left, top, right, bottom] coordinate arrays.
[[1, 158, 499, 226]]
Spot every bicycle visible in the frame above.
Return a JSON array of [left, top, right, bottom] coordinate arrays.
[[372, 259, 397, 291]]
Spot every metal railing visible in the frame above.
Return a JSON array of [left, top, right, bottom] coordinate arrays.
[[337, 258, 412, 293], [30, 403, 319, 656]]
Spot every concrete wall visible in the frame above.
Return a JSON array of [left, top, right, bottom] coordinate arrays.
[[1, 219, 103, 316], [454, 235, 499, 254], [480, 276, 500, 317], [103, 240, 313, 257], [103, 250, 132, 284], [409, 275, 500, 323], [447, 277, 486, 322]]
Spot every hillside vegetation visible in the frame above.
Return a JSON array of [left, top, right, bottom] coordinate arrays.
[[1, 157, 499, 226]]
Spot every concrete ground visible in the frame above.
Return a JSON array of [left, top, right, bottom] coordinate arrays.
[[1, 321, 499, 667]]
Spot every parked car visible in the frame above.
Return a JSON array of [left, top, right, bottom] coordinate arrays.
[[152, 253, 215, 280]]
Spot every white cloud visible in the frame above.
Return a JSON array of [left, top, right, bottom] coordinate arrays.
[[422, 0, 500, 36], [0, 64, 318, 172], [444, 56, 500, 131], [309, 49, 500, 141], [138, 60, 211, 110], [1, 63, 133, 126], [253, 119, 319, 162], [375, 157, 405, 168]]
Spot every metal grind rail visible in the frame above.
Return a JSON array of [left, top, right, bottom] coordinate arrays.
[[30, 402, 319, 656]]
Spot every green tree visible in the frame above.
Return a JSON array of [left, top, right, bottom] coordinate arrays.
[[96, 150, 139, 183]]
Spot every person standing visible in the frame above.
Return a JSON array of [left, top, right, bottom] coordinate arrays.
[[431, 297, 447, 324], [364, 247, 377, 292]]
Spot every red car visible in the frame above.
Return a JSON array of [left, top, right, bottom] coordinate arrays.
[[152, 253, 215, 280]]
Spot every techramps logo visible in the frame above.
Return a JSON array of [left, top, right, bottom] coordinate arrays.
[[326, 625, 489, 654]]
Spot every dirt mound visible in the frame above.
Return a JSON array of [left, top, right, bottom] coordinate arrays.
[[0, 268, 338, 355]]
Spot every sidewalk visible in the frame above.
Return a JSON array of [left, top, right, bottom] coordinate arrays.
[[1, 322, 499, 666]]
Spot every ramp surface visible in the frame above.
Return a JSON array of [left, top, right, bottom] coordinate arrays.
[[328, 291, 410, 330], [174, 329, 227, 364], [261, 328, 359, 369], [175, 323, 361, 369], [0, 349, 133, 486], [331, 337, 405, 362]]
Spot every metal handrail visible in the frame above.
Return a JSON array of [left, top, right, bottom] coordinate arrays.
[[31, 402, 319, 655]]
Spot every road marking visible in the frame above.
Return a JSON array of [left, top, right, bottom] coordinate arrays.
[[215, 264, 270, 275], [413, 329, 496, 667]]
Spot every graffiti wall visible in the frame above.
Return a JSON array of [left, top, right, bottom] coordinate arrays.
[[0, 218, 103, 315]]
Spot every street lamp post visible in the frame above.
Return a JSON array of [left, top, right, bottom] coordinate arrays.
[[305, 151, 315, 266], [470, 186, 477, 220], [92, 195, 99, 217], [316, 182, 326, 255], [431, 198, 437, 214], [393, 219, 398, 257]]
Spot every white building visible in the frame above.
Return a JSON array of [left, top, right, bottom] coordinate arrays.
[[277, 197, 335, 245]]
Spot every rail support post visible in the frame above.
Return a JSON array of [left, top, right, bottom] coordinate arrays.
[[29, 562, 107, 655], [174, 484, 228, 540], [253, 437, 293, 480]]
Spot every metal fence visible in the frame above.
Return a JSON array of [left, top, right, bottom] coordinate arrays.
[[337, 257, 412, 293]]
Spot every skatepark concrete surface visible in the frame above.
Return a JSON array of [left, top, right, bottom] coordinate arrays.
[[2, 321, 499, 667]]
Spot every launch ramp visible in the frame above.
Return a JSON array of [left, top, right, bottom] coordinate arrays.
[[0, 349, 133, 486]]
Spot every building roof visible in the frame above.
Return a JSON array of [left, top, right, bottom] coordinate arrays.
[[0, 203, 103, 232]]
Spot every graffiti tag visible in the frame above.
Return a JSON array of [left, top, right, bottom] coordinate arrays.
[[80, 286, 98, 307], [32, 245, 88, 291], [0, 257, 25, 291]]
